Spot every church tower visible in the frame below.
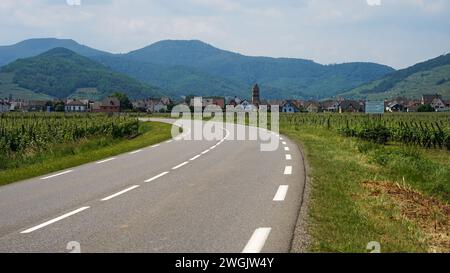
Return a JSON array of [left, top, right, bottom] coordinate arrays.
[[252, 84, 260, 106]]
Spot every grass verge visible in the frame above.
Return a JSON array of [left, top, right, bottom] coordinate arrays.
[[282, 125, 449, 253], [0, 121, 173, 186]]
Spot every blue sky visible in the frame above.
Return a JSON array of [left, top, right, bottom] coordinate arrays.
[[0, 0, 449, 68]]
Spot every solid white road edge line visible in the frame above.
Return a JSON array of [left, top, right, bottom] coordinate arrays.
[[242, 228, 272, 253], [96, 158, 116, 164], [172, 161, 189, 170], [273, 185, 289, 201], [151, 144, 160, 148], [284, 166, 293, 175], [145, 172, 169, 183], [201, 149, 210, 155], [129, 149, 143, 155], [190, 155, 201, 161], [41, 170, 73, 180], [101, 185, 140, 201], [21, 207, 90, 234]]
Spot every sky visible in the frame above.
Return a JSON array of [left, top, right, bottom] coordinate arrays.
[[0, 0, 449, 69]]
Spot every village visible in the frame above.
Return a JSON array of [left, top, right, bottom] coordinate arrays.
[[0, 84, 449, 113]]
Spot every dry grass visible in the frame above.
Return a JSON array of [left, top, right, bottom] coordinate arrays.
[[363, 181, 450, 253]]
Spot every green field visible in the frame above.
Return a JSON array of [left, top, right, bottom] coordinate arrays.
[[279, 113, 449, 253], [0, 113, 174, 185]]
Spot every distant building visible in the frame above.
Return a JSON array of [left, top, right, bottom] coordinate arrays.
[[252, 84, 261, 106], [281, 100, 300, 113], [65, 100, 87, 112], [27, 101, 47, 112], [93, 97, 120, 113], [431, 97, 447, 112], [339, 100, 365, 113], [189, 97, 225, 110], [421, 94, 441, 105], [0, 100, 11, 112], [305, 102, 320, 113]]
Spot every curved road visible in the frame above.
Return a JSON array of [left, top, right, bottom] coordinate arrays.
[[0, 119, 305, 253]]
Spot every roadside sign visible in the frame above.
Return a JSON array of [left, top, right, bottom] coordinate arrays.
[[365, 101, 384, 114]]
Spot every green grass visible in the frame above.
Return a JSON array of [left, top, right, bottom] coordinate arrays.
[[282, 124, 449, 252], [0, 121, 174, 186]]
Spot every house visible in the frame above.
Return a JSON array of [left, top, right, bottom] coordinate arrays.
[[305, 102, 320, 113], [235, 99, 257, 112], [431, 97, 447, 112], [0, 100, 11, 112], [27, 101, 47, 112], [132, 100, 147, 112], [402, 100, 419, 112], [281, 100, 300, 113], [190, 97, 225, 109], [93, 97, 120, 113], [321, 100, 339, 112], [65, 100, 87, 112], [422, 94, 441, 105], [386, 101, 404, 112], [339, 100, 365, 113], [227, 97, 242, 107]]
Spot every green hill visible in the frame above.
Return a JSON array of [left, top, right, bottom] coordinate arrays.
[[0, 48, 164, 100], [93, 55, 252, 99], [340, 54, 450, 99], [0, 38, 109, 67], [0, 38, 395, 100], [123, 40, 395, 99]]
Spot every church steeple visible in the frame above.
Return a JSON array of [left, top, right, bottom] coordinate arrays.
[[252, 84, 260, 106]]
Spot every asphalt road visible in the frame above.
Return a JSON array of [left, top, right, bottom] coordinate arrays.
[[0, 119, 306, 253]]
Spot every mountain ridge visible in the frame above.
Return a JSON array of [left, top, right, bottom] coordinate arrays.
[[0, 47, 163, 100], [340, 53, 450, 100], [0, 38, 395, 100]]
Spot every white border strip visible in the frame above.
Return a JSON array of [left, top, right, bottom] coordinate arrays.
[[41, 170, 73, 180]]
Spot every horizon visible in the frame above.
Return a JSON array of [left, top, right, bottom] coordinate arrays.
[[1, 1, 450, 69]]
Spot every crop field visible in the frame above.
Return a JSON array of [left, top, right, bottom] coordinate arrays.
[[0, 113, 139, 168], [281, 113, 450, 150]]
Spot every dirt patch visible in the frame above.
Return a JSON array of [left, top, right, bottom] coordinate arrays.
[[363, 181, 450, 253]]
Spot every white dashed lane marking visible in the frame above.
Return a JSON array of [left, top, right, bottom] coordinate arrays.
[[273, 185, 289, 201], [286, 154, 292, 160], [172, 161, 189, 170], [242, 228, 272, 253], [145, 172, 169, 183], [284, 166, 292, 175], [101, 185, 140, 201], [21, 207, 90, 234]]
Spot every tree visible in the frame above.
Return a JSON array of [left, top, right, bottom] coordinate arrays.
[[418, 104, 435, 112], [111, 92, 132, 111]]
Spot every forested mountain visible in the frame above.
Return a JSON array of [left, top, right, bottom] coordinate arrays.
[[122, 40, 395, 99], [0, 38, 396, 100], [340, 54, 450, 99], [0, 38, 109, 67], [0, 48, 163, 100]]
